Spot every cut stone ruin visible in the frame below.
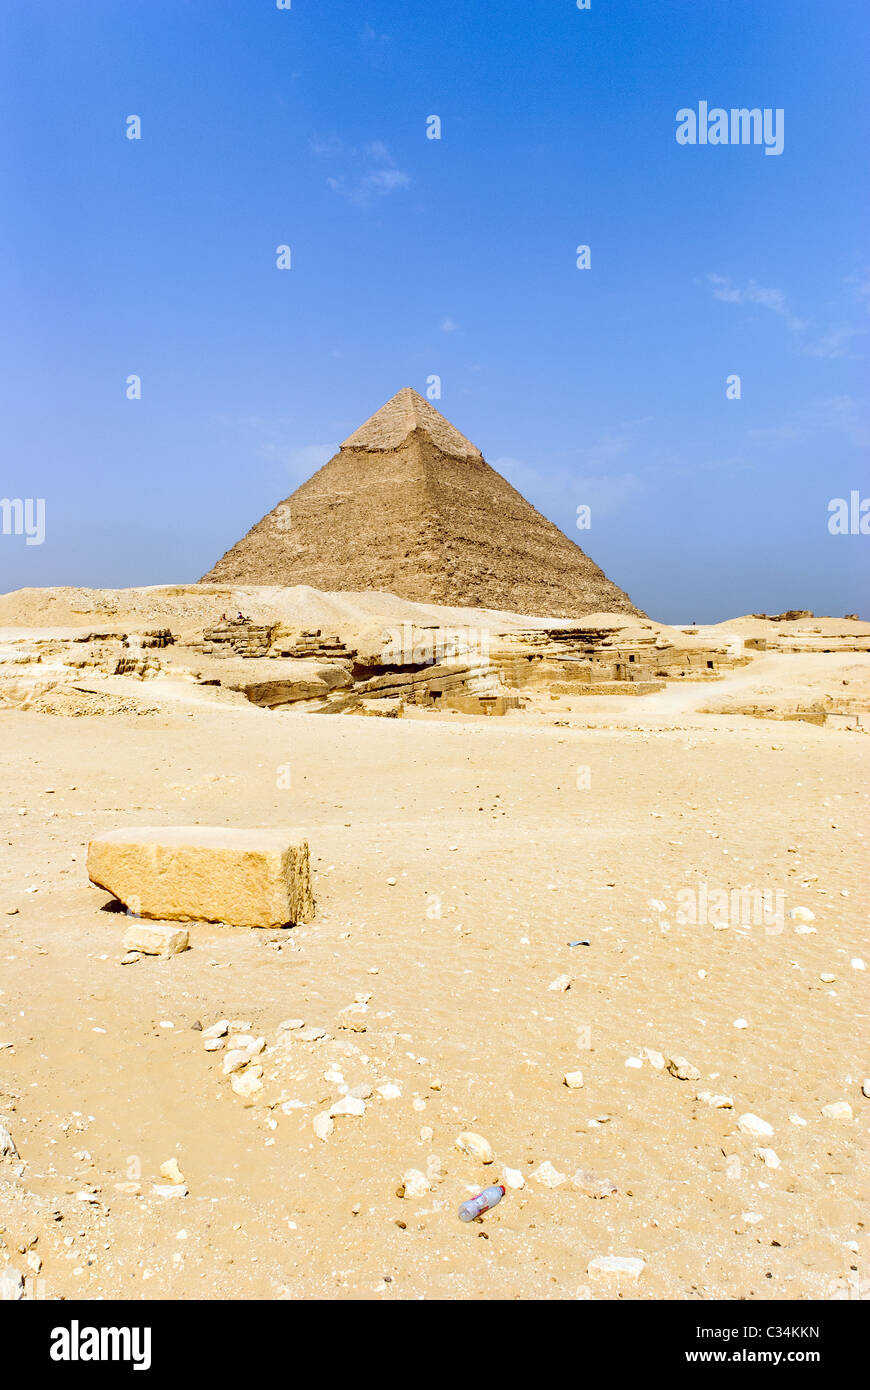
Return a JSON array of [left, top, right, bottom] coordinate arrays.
[[87, 826, 315, 928]]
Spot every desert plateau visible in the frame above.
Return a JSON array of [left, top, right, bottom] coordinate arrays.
[[1, 576, 867, 1302]]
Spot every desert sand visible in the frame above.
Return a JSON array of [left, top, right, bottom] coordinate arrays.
[[0, 584, 867, 1301]]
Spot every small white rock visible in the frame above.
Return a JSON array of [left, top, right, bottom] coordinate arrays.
[[313, 1113, 334, 1141], [624, 1057, 643, 1069], [587, 1255, 644, 1284], [202, 1019, 229, 1039], [563, 1070, 584, 1089], [455, 1131, 494, 1164], [529, 1159, 566, 1188], [789, 906, 815, 923], [399, 1169, 430, 1198], [573, 1170, 618, 1198], [297, 1026, 328, 1043], [0, 1266, 25, 1300], [548, 974, 572, 992], [697, 1091, 733, 1109], [226, 1033, 265, 1054], [640, 1048, 665, 1070], [667, 1056, 701, 1081], [850, 957, 866, 971], [0, 1123, 18, 1158], [122, 922, 189, 956], [753, 1147, 781, 1169], [502, 1167, 525, 1190], [223, 1049, 254, 1076], [738, 1112, 774, 1138], [329, 1095, 365, 1118], [231, 1068, 263, 1099], [820, 1101, 852, 1121]]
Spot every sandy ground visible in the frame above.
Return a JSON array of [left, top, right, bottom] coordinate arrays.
[[1, 661, 868, 1301]]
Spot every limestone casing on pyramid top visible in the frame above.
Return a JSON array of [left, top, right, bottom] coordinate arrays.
[[340, 387, 483, 461]]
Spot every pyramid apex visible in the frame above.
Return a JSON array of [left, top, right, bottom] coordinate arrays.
[[341, 387, 482, 459]]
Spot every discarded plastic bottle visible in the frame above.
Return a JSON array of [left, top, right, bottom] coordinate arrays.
[[458, 1184, 506, 1222]]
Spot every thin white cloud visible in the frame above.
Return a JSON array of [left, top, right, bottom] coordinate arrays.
[[360, 168, 410, 194], [211, 416, 337, 485], [319, 138, 410, 207], [800, 324, 865, 360], [746, 394, 870, 450], [847, 268, 870, 311], [494, 452, 646, 521], [440, 316, 459, 333], [706, 274, 809, 332], [364, 140, 392, 163], [706, 271, 869, 358]]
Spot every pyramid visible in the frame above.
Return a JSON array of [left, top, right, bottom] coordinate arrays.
[[200, 388, 643, 619]]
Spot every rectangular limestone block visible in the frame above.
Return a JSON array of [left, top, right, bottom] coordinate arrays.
[[123, 922, 189, 956], [87, 826, 314, 928]]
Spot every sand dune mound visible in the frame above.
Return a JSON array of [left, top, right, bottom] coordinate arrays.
[[0, 583, 636, 639]]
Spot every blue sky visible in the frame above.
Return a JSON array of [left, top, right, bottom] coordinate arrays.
[[0, 0, 867, 620]]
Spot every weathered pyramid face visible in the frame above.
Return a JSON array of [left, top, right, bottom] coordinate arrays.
[[200, 388, 643, 619]]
